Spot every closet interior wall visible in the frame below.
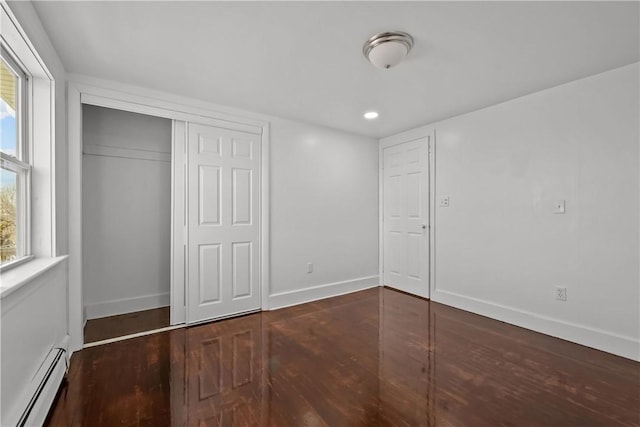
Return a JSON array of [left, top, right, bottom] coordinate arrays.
[[82, 105, 172, 320]]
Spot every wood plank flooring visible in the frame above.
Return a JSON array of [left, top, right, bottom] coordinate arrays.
[[84, 306, 171, 343], [48, 288, 639, 426]]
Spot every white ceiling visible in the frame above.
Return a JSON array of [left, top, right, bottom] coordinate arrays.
[[32, 1, 639, 138]]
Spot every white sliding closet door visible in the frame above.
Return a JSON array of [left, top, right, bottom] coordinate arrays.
[[187, 123, 261, 323]]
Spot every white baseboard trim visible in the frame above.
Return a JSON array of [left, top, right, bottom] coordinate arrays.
[[268, 275, 380, 310], [85, 292, 170, 319], [433, 289, 640, 361]]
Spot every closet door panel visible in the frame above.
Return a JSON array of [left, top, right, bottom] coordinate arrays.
[[187, 123, 260, 323]]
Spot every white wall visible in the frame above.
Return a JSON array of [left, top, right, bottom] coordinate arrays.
[[82, 105, 172, 319], [389, 63, 639, 360], [268, 118, 380, 307], [1, 260, 68, 425]]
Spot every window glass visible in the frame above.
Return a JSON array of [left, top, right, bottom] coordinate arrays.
[[0, 51, 26, 267], [0, 166, 17, 262], [0, 57, 18, 158]]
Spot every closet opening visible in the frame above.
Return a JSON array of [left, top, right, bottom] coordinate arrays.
[[81, 105, 175, 344]]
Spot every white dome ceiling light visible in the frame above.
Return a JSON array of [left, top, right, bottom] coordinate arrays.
[[363, 31, 414, 70], [363, 111, 379, 120]]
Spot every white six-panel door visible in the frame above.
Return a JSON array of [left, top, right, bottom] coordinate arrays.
[[187, 123, 261, 323], [383, 138, 429, 297]]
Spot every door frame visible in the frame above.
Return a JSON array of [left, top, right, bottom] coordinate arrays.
[[378, 128, 435, 299], [68, 78, 270, 352]]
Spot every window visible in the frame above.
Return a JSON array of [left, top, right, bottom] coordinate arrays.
[[0, 47, 30, 267], [0, 3, 56, 276]]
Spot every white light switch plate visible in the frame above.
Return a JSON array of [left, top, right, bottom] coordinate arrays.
[[440, 196, 450, 207], [554, 200, 566, 214]]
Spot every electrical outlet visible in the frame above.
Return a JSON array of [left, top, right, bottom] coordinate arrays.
[[307, 263, 313, 274], [440, 196, 450, 207], [555, 286, 567, 301]]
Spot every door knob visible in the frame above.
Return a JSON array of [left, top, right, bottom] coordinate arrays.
[[421, 224, 427, 229]]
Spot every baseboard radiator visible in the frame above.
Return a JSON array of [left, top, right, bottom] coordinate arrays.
[[12, 336, 69, 427]]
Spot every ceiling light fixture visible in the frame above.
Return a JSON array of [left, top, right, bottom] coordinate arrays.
[[363, 31, 414, 70], [364, 111, 379, 120]]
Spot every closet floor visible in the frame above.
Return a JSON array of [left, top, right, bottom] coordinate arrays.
[[84, 307, 170, 343]]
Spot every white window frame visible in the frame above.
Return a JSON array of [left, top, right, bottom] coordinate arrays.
[[0, 46, 32, 270], [0, 3, 57, 274]]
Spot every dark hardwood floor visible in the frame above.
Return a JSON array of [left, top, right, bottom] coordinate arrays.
[[84, 306, 171, 343], [48, 288, 639, 426]]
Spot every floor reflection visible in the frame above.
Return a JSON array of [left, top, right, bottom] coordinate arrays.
[[47, 287, 639, 427], [171, 288, 397, 426], [171, 315, 264, 426]]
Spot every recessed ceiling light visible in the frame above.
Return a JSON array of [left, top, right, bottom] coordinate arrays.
[[364, 111, 379, 120]]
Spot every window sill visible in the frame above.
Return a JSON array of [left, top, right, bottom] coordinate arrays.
[[0, 256, 68, 299], [0, 255, 35, 272]]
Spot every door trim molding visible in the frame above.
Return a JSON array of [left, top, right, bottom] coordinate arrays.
[[67, 78, 270, 352], [171, 121, 187, 325], [378, 129, 435, 299]]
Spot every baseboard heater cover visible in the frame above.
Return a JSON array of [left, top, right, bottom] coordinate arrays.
[[12, 336, 69, 427]]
